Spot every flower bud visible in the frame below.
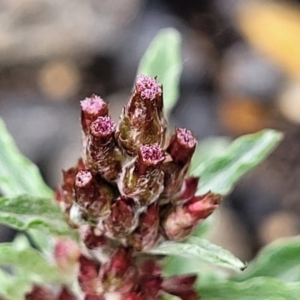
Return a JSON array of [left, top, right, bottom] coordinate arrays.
[[78, 255, 100, 296], [74, 171, 112, 218], [119, 144, 165, 206], [54, 238, 80, 272], [81, 95, 108, 134], [179, 177, 199, 202], [121, 293, 143, 300], [25, 286, 56, 300], [85, 116, 122, 181], [127, 204, 159, 251], [81, 225, 115, 264], [138, 259, 162, 299], [162, 192, 221, 241], [59, 160, 86, 228], [103, 198, 137, 238], [57, 287, 77, 300], [162, 128, 197, 198], [99, 246, 138, 293], [55, 188, 63, 203], [167, 128, 197, 164], [140, 277, 162, 300], [162, 275, 198, 300], [138, 259, 161, 277], [116, 75, 166, 155], [187, 192, 221, 219], [61, 159, 85, 206], [82, 226, 107, 250]]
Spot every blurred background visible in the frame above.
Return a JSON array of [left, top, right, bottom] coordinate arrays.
[[1, 0, 300, 261]]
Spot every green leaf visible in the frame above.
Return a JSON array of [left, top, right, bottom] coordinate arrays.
[[163, 256, 229, 287], [199, 277, 300, 300], [138, 28, 182, 117], [27, 229, 55, 258], [189, 137, 231, 175], [0, 269, 32, 300], [0, 195, 72, 236], [148, 237, 246, 272], [0, 118, 53, 198], [12, 232, 33, 250], [235, 236, 300, 282], [0, 243, 61, 283], [192, 211, 217, 238], [192, 129, 282, 195]]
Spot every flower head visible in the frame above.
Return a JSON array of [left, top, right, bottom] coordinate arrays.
[[90, 116, 116, 139], [57, 75, 221, 300], [81, 95, 108, 134], [136, 74, 162, 101], [116, 75, 166, 155]]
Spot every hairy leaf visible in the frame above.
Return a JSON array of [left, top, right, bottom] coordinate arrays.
[[138, 28, 182, 117], [199, 277, 300, 300], [0, 195, 72, 236], [189, 137, 231, 175], [0, 243, 61, 283], [0, 118, 53, 198], [148, 237, 246, 271], [192, 129, 282, 195], [235, 236, 300, 282], [0, 269, 32, 300]]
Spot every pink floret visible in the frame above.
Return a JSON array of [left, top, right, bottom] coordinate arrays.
[[80, 95, 106, 114], [136, 75, 162, 100], [177, 128, 197, 148], [90, 116, 116, 136], [140, 143, 165, 164]]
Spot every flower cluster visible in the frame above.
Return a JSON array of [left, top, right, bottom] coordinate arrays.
[[53, 75, 221, 300]]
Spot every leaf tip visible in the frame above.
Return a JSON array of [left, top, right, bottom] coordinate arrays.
[[240, 261, 248, 271]]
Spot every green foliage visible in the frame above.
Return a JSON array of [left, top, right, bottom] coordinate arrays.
[[199, 277, 300, 300], [192, 129, 283, 195], [189, 137, 231, 175], [0, 195, 72, 236], [0, 29, 289, 300], [0, 117, 73, 250], [235, 237, 300, 283], [170, 210, 300, 299], [0, 269, 32, 300], [0, 243, 61, 283], [0, 118, 61, 298], [138, 28, 182, 117], [0, 118, 53, 198], [148, 237, 246, 272]]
